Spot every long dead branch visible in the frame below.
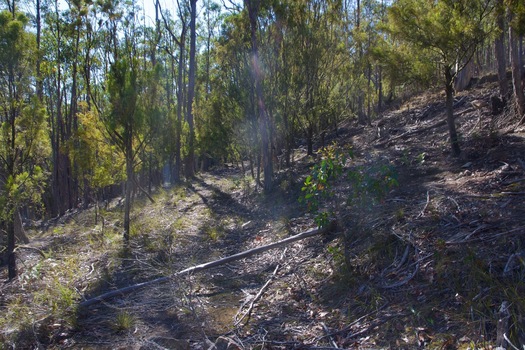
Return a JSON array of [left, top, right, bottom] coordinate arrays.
[[79, 221, 336, 308], [234, 259, 281, 327]]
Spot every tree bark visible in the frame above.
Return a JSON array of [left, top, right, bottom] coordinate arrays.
[[247, 0, 273, 192], [14, 209, 29, 244], [495, 0, 508, 100], [123, 145, 133, 243], [7, 214, 16, 280], [175, 28, 186, 184], [184, 0, 197, 178], [307, 124, 314, 156], [445, 67, 461, 156], [508, 10, 525, 121]]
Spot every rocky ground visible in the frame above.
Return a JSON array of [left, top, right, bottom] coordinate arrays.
[[2, 80, 525, 349]]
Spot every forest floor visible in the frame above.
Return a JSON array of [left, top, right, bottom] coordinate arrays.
[[2, 79, 525, 349]]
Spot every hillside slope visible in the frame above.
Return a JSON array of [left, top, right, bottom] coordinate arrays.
[[2, 80, 525, 349]]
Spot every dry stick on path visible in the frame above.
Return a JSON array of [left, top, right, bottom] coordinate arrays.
[[234, 248, 287, 327], [79, 221, 337, 308]]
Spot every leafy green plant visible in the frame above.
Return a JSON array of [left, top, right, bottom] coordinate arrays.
[[347, 163, 398, 208], [300, 144, 350, 227], [300, 143, 397, 227]]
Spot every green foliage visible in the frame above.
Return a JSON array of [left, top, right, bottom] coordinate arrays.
[[195, 93, 235, 162], [70, 102, 125, 190], [386, 0, 492, 73], [507, 0, 525, 34], [107, 58, 141, 139], [346, 163, 398, 209], [300, 143, 398, 227], [0, 13, 49, 222], [300, 144, 349, 227]]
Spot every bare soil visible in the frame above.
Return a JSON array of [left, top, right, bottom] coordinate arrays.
[[2, 80, 525, 349]]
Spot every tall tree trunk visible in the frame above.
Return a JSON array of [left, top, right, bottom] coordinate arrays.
[[184, 0, 197, 178], [495, 0, 508, 100], [174, 32, 185, 183], [377, 65, 383, 113], [123, 146, 133, 243], [14, 209, 29, 244], [7, 213, 16, 280], [356, 0, 366, 125], [246, 0, 272, 192], [36, 0, 43, 100], [508, 10, 525, 120], [445, 67, 461, 156], [307, 124, 314, 156]]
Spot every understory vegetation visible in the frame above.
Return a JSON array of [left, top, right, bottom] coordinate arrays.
[[2, 0, 525, 348], [2, 80, 525, 348]]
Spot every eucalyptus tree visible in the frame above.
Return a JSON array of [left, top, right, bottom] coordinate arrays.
[[245, 0, 273, 191], [0, 11, 50, 279], [507, 0, 525, 120], [158, 0, 188, 183], [84, 0, 156, 242], [494, 0, 508, 100], [104, 57, 143, 243], [185, 0, 197, 178], [211, 11, 258, 175], [387, 0, 494, 156], [39, 0, 94, 215], [280, 0, 346, 155]]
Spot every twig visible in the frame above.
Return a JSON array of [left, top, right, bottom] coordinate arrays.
[[503, 333, 520, 350], [316, 303, 389, 340], [234, 249, 286, 327], [321, 322, 339, 348], [378, 249, 427, 290], [417, 191, 430, 218], [502, 178, 525, 186], [345, 312, 409, 340], [381, 244, 410, 278], [446, 226, 524, 245], [13, 245, 47, 258]]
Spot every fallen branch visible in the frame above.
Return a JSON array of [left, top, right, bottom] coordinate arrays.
[[133, 176, 155, 204], [417, 191, 430, 219], [316, 303, 389, 340], [234, 254, 283, 327], [321, 322, 339, 349], [377, 249, 428, 290], [79, 221, 336, 308], [14, 245, 47, 258]]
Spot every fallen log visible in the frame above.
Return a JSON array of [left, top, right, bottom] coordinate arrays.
[[79, 221, 336, 308]]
